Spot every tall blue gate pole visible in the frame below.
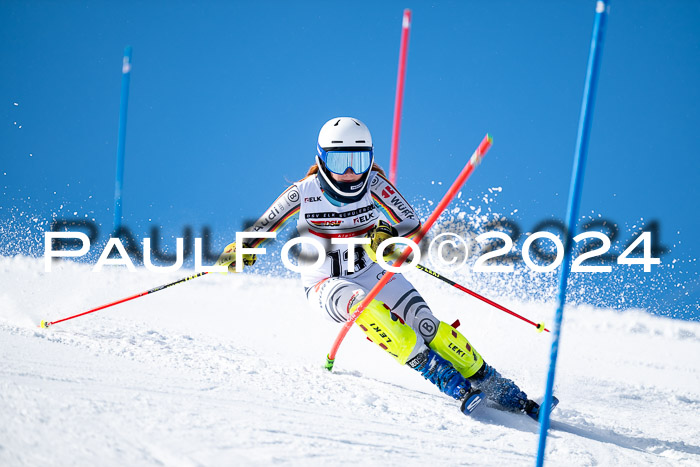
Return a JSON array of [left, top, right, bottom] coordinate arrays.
[[113, 46, 133, 233], [536, 2, 610, 465]]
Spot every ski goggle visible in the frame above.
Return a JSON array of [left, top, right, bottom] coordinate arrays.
[[318, 145, 374, 175]]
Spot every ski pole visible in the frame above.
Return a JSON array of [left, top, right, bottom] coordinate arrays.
[[389, 9, 412, 185], [325, 134, 493, 371], [413, 264, 549, 332], [39, 271, 209, 328], [362, 244, 548, 332]]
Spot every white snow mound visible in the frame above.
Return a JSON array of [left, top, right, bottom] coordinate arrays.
[[1, 256, 699, 466]]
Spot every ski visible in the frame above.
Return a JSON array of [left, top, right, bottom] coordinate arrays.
[[526, 396, 560, 422], [460, 389, 485, 416]]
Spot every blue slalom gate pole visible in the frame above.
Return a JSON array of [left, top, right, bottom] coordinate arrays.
[[536, 2, 610, 465], [113, 46, 133, 233]]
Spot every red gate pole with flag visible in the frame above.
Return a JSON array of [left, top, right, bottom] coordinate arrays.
[[388, 9, 412, 185], [325, 134, 493, 371]]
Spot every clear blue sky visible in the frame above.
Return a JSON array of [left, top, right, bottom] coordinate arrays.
[[2, 1, 699, 318]]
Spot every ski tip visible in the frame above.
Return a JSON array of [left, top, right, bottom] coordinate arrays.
[[536, 321, 546, 333], [460, 389, 485, 416], [324, 354, 335, 372], [527, 396, 560, 421], [39, 320, 50, 329]]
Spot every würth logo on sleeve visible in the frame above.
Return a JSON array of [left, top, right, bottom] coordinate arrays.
[[382, 186, 396, 198]]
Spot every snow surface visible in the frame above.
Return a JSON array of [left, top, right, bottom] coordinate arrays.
[[1, 255, 699, 466]]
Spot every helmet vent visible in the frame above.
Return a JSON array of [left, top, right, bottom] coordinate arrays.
[[334, 119, 341, 126], [332, 140, 343, 143], [355, 140, 365, 143], [352, 119, 360, 126]]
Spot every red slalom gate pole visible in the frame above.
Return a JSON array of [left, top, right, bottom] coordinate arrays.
[[414, 264, 549, 332], [325, 134, 493, 371], [39, 271, 209, 328], [388, 9, 412, 185]]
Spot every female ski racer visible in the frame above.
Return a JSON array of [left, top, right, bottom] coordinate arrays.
[[216, 117, 544, 418]]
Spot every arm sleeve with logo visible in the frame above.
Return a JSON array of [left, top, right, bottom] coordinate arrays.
[[242, 184, 301, 248], [370, 173, 421, 239]]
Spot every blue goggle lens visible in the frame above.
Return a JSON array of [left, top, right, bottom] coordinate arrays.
[[322, 150, 373, 175]]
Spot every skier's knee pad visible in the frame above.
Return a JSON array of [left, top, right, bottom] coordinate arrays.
[[354, 299, 421, 365], [428, 321, 484, 378]]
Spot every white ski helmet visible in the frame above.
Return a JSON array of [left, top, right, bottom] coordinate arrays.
[[315, 117, 375, 203]]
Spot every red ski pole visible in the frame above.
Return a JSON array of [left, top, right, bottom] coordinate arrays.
[[388, 9, 412, 185], [325, 134, 493, 371], [414, 264, 549, 332], [39, 271, 209, 328]]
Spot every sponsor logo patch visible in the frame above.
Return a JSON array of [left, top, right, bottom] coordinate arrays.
[[406, 351, 427, 369], [311, 220, 342, 227], [352, 212, 376, 224], [305, 205, 374, 219], [287, 189, 299, 203], [419, 318, 436, 337]]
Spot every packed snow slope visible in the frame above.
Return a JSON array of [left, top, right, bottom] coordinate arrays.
[[1, 256, 699, 466]]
